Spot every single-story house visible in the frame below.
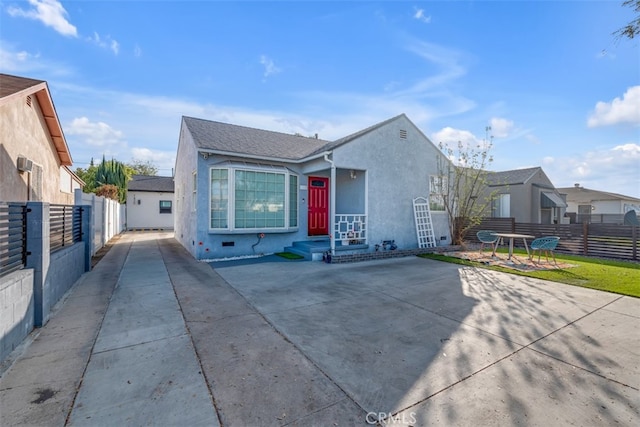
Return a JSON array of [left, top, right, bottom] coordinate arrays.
[[557, 184, 640, 224], [174, 114, 452, 260], [0, 73, 82, 204], [126, 175, 175, 230], [484, 166, 567, 224]]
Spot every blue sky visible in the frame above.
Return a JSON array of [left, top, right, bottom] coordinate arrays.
[[2, 0, 639, 197]]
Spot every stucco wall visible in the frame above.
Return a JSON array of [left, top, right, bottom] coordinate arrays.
[[0, 94, 71, 204], [126, 191, 175, 229], [176, 116, 452, 260], [0, 269, 34, 362], [174, 123, 198, 257], [332, 115, 451, 248]]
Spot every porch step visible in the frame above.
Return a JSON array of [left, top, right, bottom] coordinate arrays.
[[284, 240, 329, 261], [284, 240, 369, 261]]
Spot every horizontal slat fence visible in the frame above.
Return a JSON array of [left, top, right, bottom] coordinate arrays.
[[463, 218, 638, 262], [50, 205, 83, 253], [0, 203, 27, 277]]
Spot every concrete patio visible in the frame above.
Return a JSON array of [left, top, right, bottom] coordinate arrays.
[[1, 232, 638, 426]]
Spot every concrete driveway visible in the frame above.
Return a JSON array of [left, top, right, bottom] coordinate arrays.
[[1, 234, 636, 426], [213, 256, 639, 426]]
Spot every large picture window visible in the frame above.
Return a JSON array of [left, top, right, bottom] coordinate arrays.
[[210, 165, 298, 231]]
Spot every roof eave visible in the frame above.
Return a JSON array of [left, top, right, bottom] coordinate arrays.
[[197, 148, 332, 164], [35, 87, 73, 166]]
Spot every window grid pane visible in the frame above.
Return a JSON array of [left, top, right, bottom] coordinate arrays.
[[210, 169, 228, 228], [235, 170, 285, 229]]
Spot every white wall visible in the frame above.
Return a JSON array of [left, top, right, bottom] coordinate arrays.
[[126, 191, 174, 229], [75, 190, 125, 255]]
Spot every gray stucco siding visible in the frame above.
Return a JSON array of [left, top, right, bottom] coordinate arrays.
[[190, 155, 311, 259], [332, 116, 449, 249]]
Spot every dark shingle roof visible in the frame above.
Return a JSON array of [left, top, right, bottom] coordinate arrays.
[[486, 167, 541, 186], [183, 116, 332, 161], [0, 73, 45, 99], [129, 175, 174, 192]]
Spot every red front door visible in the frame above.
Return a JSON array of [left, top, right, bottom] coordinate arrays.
[[308, 176, 329, 236]]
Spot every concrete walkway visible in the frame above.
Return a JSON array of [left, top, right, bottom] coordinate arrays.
[[1, 232, 638, 426]]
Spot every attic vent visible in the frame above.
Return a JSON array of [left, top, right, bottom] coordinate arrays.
[[26, 96, 32, 107], [399, 129, 407, 139]]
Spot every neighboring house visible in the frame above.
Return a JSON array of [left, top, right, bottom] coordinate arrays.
[[483, 166, 567, 224], [126, 175, 175, 230], [174, 114, 452, 260], [0, 73, 82, 204], [557, 184, 640, 224]]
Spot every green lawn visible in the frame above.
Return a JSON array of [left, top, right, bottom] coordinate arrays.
[[419, 250, 640, 298]]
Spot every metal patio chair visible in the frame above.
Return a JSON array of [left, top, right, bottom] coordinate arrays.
[[477, 230, 499, 256], [530, 236, 560, 265]]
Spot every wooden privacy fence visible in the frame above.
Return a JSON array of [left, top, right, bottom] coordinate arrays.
[[463, 217, 638, 262], [0, 203, 27, 277]]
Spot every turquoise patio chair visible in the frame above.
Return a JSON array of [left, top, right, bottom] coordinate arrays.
[[476, 230, 499, 256], [530, 236, 560, 264]]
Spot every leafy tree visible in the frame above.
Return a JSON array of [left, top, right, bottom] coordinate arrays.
[[95, 156, 130, 203], [75, 163, 98, 194], [614, 0, 640, 40], [127, 159, 158, 176], [436, 127, 498, 246]]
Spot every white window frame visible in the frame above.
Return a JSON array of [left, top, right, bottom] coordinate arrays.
[[493, 193, 511, 218], [429, 175, 447, 211], [209, 163, 299, 233]]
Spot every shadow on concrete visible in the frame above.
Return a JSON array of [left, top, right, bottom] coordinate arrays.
[[211, 254, 639, 425]]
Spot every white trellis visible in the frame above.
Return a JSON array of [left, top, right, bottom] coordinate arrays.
[[413, 197, 436, 249]]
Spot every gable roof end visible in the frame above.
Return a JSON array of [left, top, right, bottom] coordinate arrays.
[[0, 73, 73, 165]]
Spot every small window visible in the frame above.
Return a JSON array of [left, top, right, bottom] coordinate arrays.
[[429, 175, 446, 211], [159, 200, 172, 214]]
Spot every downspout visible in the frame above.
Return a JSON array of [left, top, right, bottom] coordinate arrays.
[[323, 152, 336, 256]]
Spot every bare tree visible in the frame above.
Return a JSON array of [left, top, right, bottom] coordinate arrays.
[[436, 127, 497, 246], [614, 0, 640, 40]]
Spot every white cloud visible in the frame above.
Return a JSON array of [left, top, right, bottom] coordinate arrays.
[[489, 117, 514, 138], [432, 127, 479, 147], [66, 117, 125, 148], [545, 142, 640, 197], [7, 0, 77, 37], [0, 45, 40, 72], [413, 8, 432, 24], [130, 148, 175, 171], [0, 43, 74, 75], [587, 86, 640, 127], [259, 55, 282, 78], [87, 32, 120, 55], [134, 44, 142, 57], [111, 40, 120, 55]]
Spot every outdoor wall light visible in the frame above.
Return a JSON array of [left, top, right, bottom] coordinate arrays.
[[350, 170, 357, 180]]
